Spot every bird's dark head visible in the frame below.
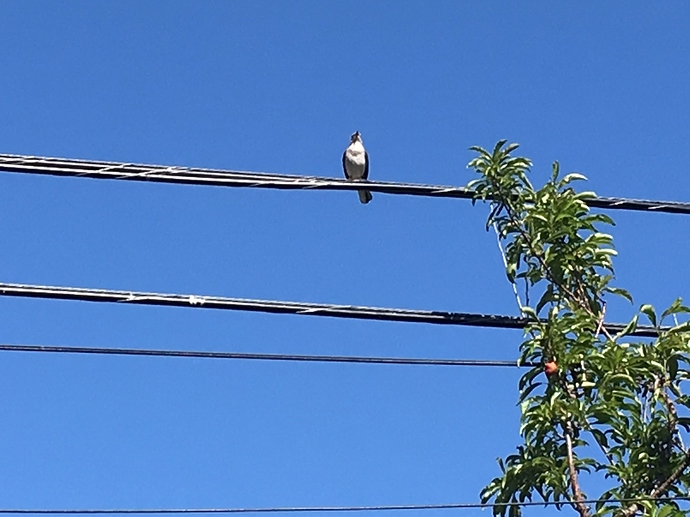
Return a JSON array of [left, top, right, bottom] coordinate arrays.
[[350, 131, 362, 143]]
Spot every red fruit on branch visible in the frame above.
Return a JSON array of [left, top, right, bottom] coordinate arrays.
[[544, 361, 558, 377]]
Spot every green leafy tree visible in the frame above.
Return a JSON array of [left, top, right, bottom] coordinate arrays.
[[467, 141, 690, 517]]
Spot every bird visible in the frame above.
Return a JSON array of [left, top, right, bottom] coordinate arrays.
[[342, 131, 372, 204]]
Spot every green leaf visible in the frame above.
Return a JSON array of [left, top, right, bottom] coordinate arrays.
[[668, 321, 690, 334], [551, 161, 560, 181], [605, 286, 633, 303], [614, 315, 638, 339], [655, 505, 687, 517], [669, 355, 679, 381], [589, 428, 609, 449], [597, 248, 618, 256], [661, 298, 690, 320], [606, 373, 636, 386], [535, 286, 555, 314], [586, 213, 615, 226], [505, 261, 518, 282], [504, 142, 520, 154], [676, 417, 690, 432], [640, 304, 657, 327], [560, 173, 588, 185], [520, 306, 538, 321], [518, 382, 542, 403], [492, 139, 509, 153], [574, 190, 597, 200]]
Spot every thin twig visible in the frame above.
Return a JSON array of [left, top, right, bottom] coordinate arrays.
[[491, 216, 524, 313]]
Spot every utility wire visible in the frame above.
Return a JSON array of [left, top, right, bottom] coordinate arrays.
[[0, 154, 689, 215], [0, 343, 532, 367], [0, 496, 687, 514], [0, 282, 664, 337]]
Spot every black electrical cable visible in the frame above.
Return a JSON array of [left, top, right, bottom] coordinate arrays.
[[0, 495, 687, 513], [0, 154, 688, 215], [0, 282, 664, 337], [0, 343, 533, 367]]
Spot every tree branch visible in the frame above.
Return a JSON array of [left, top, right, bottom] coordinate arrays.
[[564, 420, 591, 517]]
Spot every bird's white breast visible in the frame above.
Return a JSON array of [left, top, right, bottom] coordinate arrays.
[[345, 141, 367, 180], [347, 141, 366, 164]]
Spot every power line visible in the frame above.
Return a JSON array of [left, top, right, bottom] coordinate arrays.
[[0, 343, 532, 367], [0, 282, 663, 337], [1, 154, 689, 215], [0, 496, 687, 513]]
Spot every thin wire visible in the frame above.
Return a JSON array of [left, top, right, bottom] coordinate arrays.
[[0, 496, 687, 513], [0, 343, 533, 367], [0, 282, 664, 337], [0, 153, 689, 215]]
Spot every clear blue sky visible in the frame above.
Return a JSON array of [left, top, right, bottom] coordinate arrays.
[[0, 2, 689, 516]]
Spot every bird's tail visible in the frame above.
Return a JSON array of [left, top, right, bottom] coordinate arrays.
[[358, 189, 373, 204]]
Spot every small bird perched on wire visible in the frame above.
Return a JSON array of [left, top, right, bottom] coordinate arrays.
[[342, 131, 372, 204]]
